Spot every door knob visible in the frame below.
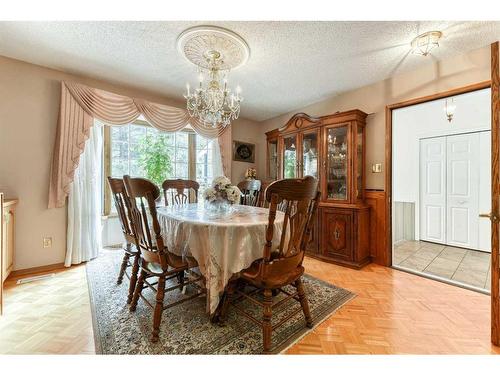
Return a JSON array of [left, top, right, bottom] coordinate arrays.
[[479, 212, 500, 223]]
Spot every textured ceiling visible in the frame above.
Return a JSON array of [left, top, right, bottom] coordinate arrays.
[[0, 21, 499, 121]]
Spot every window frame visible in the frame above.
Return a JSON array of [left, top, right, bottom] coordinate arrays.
[[102, 120, 212, 216]]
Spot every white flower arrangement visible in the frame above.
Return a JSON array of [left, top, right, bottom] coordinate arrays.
[[203, 176, 242, 204], [212, 176, 232, 189], [203, 187, 217, 202], [225, 185, 242, 203]]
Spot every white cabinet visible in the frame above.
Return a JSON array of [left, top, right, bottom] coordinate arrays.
[[2, 198, 17, 282]]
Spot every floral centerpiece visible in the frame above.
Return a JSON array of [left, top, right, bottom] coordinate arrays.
[[203, 176, 242, 215], [245, 167, 257, 180]]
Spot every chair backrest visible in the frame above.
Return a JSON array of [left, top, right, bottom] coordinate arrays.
[[258, 180, 273, 208], [261, 176, 320, 279], [123, 175, 172, 269], [107, 177, 134, 243], [237, 179, 262, 206], [162, 179, 199, 206]]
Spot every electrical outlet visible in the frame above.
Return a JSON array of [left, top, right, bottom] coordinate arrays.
[[43, 237, 52, 248]]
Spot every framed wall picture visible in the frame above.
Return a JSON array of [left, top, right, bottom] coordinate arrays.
[[233, 141, 255, 163]]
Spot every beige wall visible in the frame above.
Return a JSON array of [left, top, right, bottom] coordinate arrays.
[[258, 46, 491, 189], [0, 56, 259, 270], [231, 117, 262, 182]]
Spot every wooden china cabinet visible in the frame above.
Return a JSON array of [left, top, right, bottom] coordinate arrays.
[[265, 110, 371, 268]]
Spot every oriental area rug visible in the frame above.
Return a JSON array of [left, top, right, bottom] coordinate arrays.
[[86, 249, 354, 354]]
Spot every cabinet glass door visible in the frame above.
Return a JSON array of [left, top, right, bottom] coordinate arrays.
[[326, 126, 349, 200], [302, 131, 319, 178], [267, 139, 278, 180], [283, 135, 298, 178]]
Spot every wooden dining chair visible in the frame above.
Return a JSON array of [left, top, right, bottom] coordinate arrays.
[[161, 179, 199, 206], [258, 180, 272, 208], [123, 175, 205, 342], [107, 177, 155, 304], [219, 176, 320, 353], [237, 179, 262, 207]]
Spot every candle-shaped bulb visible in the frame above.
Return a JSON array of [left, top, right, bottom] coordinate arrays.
[[186, 83, 190, 96], [198, 72, 204, 83]]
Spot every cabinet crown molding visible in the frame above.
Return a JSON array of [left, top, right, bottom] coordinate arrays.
[[268, 109, 369, 136], [280, 113, 322, 132]]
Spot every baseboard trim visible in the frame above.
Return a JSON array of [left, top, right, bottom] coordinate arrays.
[[8, 262, 66, 279]]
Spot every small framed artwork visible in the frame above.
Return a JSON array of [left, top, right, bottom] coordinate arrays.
[[233, 141, 255, 163]]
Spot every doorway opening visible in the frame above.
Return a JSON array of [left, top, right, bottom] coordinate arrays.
[[391, 86, 492, 293]]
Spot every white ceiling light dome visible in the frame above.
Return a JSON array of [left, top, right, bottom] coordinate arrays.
[[411, 30, 443, 56]]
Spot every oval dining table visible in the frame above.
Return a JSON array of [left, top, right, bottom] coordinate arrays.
[[156, 202, 285, 315]]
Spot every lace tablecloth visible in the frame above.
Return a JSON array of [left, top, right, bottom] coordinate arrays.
[[157, 203, 285, 314]]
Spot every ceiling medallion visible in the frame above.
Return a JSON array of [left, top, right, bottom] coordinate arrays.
[[411, 30, 443, 56], [177, 26, 250, 128]]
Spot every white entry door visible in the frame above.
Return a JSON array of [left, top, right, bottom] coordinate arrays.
[[420, 137, 447, 244], [446, 133, 480, 249]]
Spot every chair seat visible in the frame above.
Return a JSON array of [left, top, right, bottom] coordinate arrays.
[[169, 252, 199, 269], [141, 254, 199, 276], [122, 243, 138, 255], [241, 260, 305, 289]]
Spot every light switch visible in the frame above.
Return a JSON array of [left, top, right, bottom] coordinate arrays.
[[372, 163, 382, 173]]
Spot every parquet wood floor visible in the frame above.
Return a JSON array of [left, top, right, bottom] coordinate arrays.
[[0, 257, 499, 354], [286, 258, 500, 354], [0, 265, 95, 354]]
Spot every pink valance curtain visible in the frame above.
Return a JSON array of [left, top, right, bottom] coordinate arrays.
[[48, 81, 231, 208]]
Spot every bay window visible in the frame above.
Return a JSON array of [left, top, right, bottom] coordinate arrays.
[[103, 120, 215, 214]]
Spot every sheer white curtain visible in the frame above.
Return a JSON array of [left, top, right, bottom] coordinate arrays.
[[65, 123, 103, 267], [212, 138, 225, 179]]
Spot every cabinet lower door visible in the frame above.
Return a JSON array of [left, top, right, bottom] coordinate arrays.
[[321, 209, 353, 261]]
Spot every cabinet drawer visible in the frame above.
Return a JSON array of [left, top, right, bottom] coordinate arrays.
[[321, 209, 353, 260]]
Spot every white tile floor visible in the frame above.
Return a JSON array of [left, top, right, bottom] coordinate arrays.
[[393, 240, 491, 291]]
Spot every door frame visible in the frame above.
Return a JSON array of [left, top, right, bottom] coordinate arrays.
[[490, 41, 500, 346], [385, 80, 491, 267]]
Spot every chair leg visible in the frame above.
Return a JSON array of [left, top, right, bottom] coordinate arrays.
[[151, 276, 166, 343], [117, 253, 130, 285], [130, 269, 146, 312], [177, 270, 185, 284], [262, 288, 273, 353], [127, 254, 140, 304], [296, 278, 313, 328], [177, 270, 187, 294]]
